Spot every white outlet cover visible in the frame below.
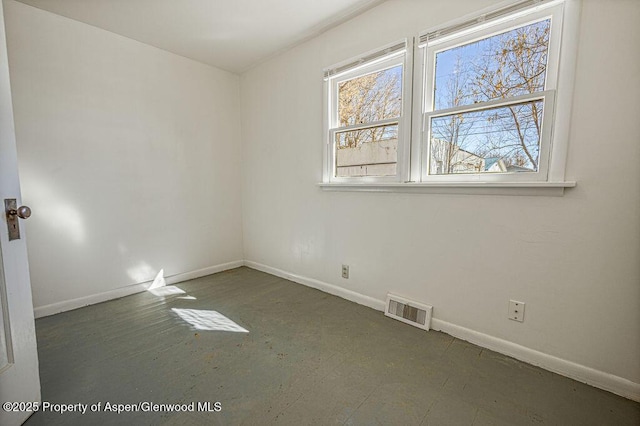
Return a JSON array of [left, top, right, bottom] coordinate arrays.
[[341, 264, 349, 279], [508, 300, 525, 322]]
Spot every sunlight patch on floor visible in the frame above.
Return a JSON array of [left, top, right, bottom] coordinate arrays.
[[149, 286, 186, 297], [145, 270, 197, 299], [171, 308, 249, 332]]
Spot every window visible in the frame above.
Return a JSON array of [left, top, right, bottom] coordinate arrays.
[[324, 41, 411, 182], [323, 0, 579, 191], [418, 2, 564, 183]]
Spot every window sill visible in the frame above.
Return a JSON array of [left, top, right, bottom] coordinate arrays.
[[318, 181, 576, 196]]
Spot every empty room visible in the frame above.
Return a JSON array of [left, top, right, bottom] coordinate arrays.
[[0, 0, 639, 424]]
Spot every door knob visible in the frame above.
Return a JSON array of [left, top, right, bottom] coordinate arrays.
[[4, 199, 31, 241], [8, 205, 31, 219]]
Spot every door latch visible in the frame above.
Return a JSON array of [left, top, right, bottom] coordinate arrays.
[[5, 198, 31, 241]]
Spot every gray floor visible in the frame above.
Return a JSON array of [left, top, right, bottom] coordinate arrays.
[[25, 267, 639, 425]]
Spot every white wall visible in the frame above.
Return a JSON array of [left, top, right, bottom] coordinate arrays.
[[241, 0, 640, 396], [4, 0, 244, 310]]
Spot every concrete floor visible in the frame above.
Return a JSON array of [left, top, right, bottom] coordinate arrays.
[[25, 267, 640, 425]]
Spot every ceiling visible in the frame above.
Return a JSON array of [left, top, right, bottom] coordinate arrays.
[[15, 0, 384, 73]]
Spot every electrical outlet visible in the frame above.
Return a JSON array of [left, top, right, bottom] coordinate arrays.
[[508, 300, 525, 322], [341, 264, 349, 279]]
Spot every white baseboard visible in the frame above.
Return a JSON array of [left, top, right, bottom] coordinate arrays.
[[163, 261, 244, 286], [244, 260, 386, 311], [430, 319, 640, 403], [245, 260, 640, 403], [33, 260, 244, 319]]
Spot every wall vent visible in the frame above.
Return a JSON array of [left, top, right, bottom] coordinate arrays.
[[385, 293, 433, 331]]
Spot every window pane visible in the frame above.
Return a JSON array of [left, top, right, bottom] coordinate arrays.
[[429, 100, 543, 175], [338, 65, 402, 127], [434, 19, 550, 110], [335, 124, 398, 177]]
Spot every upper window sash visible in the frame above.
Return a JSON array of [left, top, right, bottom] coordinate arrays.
[[422, 3, 564, 114], [328, 55, 405, 130], [323, 40, 412, 183]]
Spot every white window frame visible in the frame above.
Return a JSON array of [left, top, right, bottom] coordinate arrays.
[[320, 0, 580, 193], [415, 1, 565, 183], [323, 40, 413, 184]]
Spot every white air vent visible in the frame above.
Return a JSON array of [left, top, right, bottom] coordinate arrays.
[[385, 293, 433, 331]]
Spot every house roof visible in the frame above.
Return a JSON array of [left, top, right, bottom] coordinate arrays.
[[506, 164, 534, 172], [484, 157, 501, 171]]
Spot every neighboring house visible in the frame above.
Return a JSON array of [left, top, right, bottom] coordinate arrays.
[[430, 138, 482, 174], [506, 164, 534, 172], [430, 138, 529, 174], [484, 157, 508, 173]]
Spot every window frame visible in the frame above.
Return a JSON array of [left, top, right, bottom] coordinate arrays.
[[321, 0, 580, 192], [323, 40, 413, 184], [415, 2, 565, 183]]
